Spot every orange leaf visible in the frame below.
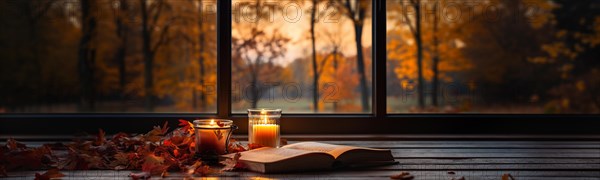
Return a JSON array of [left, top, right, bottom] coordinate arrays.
[[128, 172, 150, 180], [248, 143, 265, 150], [141, 162, 168, 176], [220, 152, 244, 172], [178, 119, 195, 134], [34, 169, 64, 180], [93, 129, 106, 146], [6, 138, 26, 150]]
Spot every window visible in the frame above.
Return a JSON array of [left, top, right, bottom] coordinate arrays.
[[0, 0, 217, 113], [231, 0, 373, 113], [0, 0, 599, 135], [386, 0, 600, 114]]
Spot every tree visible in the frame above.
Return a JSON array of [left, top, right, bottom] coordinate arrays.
[[399, 0, 425, 109], [430, 1, 439, 107], [337, 0, 371, 112], [112, 0, 130, 111], [140, 0, 173, 111], [387, 0, 469, 111], [320, 20, 349, 111], [78, 0, 98, 111], [310, 0, 319, 112]]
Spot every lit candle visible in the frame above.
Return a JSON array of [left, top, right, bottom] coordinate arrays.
[[196, 119, 227, 155], [251, 110, 280, 147]]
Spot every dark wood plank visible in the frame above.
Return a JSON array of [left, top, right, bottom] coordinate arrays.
[[394, 158, 600, 164], [4, 139, 600, 179], [6, 170, 600, 179]]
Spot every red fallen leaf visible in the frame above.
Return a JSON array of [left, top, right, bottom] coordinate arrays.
[[220, 152, 245, 172], [173, 149, 180, 157], [186, 161, 216, 177], [390, 172, 414, 180], [227, 139, 247, 153], [145, 122, 169, 142], [58, 148, 104, 170], [141, 162, 168, 176], [178, 119, 195, 134], [129, 172, 151, 180], [6, 138, 26, 150], [34, 168, 64, 180], [93, 129, 106, 146], [248, 143, 265, 150], [112, 132, 129, 141], [6, 146, 53, 170]]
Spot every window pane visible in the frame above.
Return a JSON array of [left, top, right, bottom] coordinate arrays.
[[0, 0, 217, 113], [386, 0, 600, 113], [232, 0, 373, 113]]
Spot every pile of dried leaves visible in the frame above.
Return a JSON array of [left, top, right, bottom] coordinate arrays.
[[0, 120, 249, 179]]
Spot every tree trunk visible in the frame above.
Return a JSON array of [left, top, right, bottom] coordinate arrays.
[[354, 23, 370, 112], [78, 0, 97, 112], [414, 1, 425, 109], [310, 0, 318, 112], [116, 0, 129, 111], [431, 2, 439, 107], [140, 0, 154, 111], [197, 0, 207, 111], [332, 49, 339, 112]]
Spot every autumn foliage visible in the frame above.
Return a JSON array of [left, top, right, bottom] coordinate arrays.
[[0, 120, 247, 178]]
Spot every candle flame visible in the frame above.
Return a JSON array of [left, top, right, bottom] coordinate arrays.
[[261, 110, 268, 124]]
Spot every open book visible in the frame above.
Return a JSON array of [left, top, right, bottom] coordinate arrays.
[[223, 142, 395, 173]]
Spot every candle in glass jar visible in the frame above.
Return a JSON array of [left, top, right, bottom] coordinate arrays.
[[196, 119, 227, 155], [252, 124, 280, 147], [251, 110, 280, 147]]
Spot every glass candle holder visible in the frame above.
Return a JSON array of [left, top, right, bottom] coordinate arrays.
[[248, 108, 281, 148], [193, 119, 236, 162]]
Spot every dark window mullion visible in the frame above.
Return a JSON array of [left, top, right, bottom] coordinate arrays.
[[217, 0, 232, 119], [373, 0, 387, 118]]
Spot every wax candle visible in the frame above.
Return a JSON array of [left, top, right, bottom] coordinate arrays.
[[194, 119, 235, 156], [197, 120, 226, 154], [248, 109, 281, 147], [252, 124, 280, 147]]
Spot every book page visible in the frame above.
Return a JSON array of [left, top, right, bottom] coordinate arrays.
[[233, 147, 329, 163], [282, 142, 361, 158]]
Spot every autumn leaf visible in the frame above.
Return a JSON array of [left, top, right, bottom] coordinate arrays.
[[93, 129, 106, 146], [34, 168, 64, 180], [5, 146, 53, 170], [58, 148, 104, 170], [109, 152, 131, 170], [220, 152, 245, 172], [390, 172, 414, 180], [186, 161, 216, 177], [6, 138, 26, 150], [141, 162, 168, 176], [178, 119, 195, 134], [227, 138, 247, 153], [128, 172, 150, 180], [248, 143, 265, 150]]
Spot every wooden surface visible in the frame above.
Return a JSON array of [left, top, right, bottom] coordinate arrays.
[[4, 139, 600, 179]]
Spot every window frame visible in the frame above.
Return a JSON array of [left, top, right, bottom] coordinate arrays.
[[1, 0, 599, 136]]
